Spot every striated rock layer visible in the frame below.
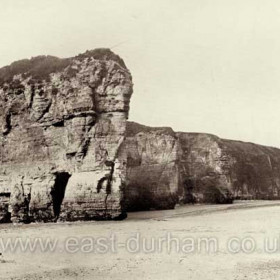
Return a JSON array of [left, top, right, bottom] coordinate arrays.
[[126, 122, 280, 210], [125, 122, 180, 211], [0, 49, 133, 223], [177, 133, 234, 204]]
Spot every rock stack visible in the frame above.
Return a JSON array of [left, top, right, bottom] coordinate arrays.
[[0, 49, 133, 222]]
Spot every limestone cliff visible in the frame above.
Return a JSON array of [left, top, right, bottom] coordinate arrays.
[[178, 133, 280, 202], [0, 49, 133, 223], [177, 133, 234, 204], [125, 122, 180, 211], [126, 122, 280, 210]]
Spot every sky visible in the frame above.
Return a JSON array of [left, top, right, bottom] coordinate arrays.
[[1, 0, 280, 147]]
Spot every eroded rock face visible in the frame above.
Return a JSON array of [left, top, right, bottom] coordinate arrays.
[[218, 139, 280, 200], [177, 133, 234, 204], [178, 133, 280, 202], [125, 122, 180, 211], [126, 122, 280, 210], [0, 49, 133, 223]]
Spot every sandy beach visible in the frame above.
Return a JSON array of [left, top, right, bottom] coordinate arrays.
[[1, 201, 280, 279]]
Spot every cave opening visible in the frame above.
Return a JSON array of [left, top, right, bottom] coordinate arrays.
[[51, 172, 71, 219], [0, 193, 11, 223], [183, 178, 196, 204]]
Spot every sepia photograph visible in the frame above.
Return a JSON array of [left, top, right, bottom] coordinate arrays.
[[1, 0, 280, 279]]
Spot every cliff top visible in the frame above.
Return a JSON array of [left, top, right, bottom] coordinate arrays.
[[126, 121, 176, 137], [129, 122, 280, 155], [0, 48, 126, 85]]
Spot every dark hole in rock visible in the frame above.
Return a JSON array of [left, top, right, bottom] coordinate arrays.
[[183, 178, 196, 204], [3, 114, 11, 135], [0, 193, 11, 223], [97, 177, 108, 194], [105, 160, 114, 167], [51, 172, 71, 218], [97, 176, 112, 195], [52, 120, 64, 127], [0, 192, 11, 198]]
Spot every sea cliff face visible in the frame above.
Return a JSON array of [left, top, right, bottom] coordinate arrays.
[[125, 123, 180, 211], [1, 49, 279, 222], [177, 133, 234, 204], [178, 133, 280, 202], [126, 122, 280, 210], [0, 49, 133, 223]]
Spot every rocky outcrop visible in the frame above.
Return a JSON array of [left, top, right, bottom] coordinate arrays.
[[1, 49, 279, 220], [178, 133, 280, 202], [125, 122, 180, 211], [217, 138, 280, 200], [126, 122, 280, 210], [0, 49, 133, 223], [177, 133, 234, 204]]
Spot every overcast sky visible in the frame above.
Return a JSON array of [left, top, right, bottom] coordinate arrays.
[[1, 0, 280, 147]]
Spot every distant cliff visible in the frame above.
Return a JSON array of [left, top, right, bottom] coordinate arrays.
[[126, 122, 280, 210], [0, 49, 133, 223]]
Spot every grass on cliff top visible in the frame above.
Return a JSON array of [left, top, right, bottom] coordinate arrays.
[[0, 56, 70, 85], [0, 48, 126, 85]]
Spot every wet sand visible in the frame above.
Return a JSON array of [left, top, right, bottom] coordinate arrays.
[[1, 201, 280, 279]]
